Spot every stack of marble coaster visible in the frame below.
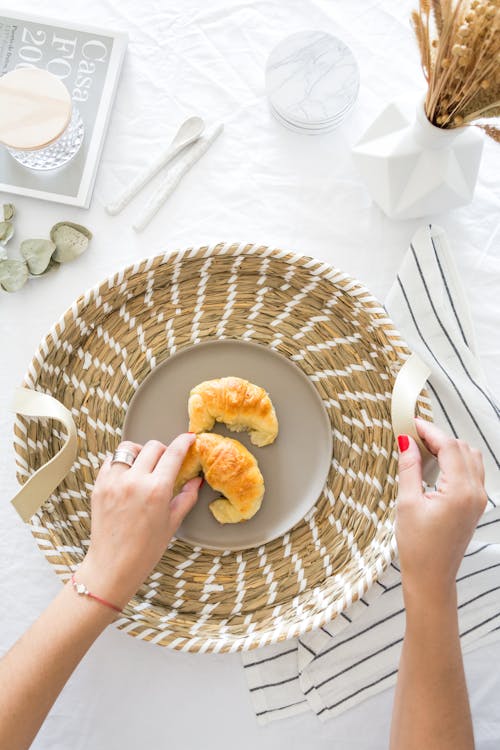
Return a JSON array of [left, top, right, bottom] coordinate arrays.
[[265, 30, 360, 135]]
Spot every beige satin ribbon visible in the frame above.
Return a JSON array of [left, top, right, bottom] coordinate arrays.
[[10, 353, 438, 522], [11, 388, 77, 523], [391, 352, 439, 485]]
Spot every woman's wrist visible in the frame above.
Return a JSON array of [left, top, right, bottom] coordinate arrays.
[[77, 554, 132, 611], [63, 576, 117, 629], [402, 581, 458, 622]]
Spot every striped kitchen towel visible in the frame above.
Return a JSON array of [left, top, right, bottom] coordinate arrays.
[[242, 224, 500, 724]]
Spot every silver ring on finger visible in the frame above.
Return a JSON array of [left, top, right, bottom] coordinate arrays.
[[111, 448, 138, 468]]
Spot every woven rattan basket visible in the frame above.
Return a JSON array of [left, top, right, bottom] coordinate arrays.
[[13, 243, 431, 653]]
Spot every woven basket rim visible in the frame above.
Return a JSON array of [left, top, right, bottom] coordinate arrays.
[[16, 242, 416, 653], [22, 241, 410, 379]]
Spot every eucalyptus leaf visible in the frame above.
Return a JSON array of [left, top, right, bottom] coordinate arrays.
[[41, 257, 60, 275], [28, 258, 60, 278], [0, 259, 29, 292], [0, 221, 14, 246], [20, 238, 56, 275], [3, 203, 15, 221], [50, 222, 92, 263]]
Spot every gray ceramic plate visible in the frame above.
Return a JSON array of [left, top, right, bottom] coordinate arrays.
[[123, 340, 332, 550]]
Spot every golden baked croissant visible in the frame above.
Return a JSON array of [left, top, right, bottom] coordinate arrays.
[[174, 432, 265, 524], [188, 376, 278, 447]]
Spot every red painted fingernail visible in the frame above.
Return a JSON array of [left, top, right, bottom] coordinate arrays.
[[188, 431, 195, 434], [397, 435, 409, 453]]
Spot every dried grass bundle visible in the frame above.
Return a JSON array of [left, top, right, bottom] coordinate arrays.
[[411, 0, 500, 141]]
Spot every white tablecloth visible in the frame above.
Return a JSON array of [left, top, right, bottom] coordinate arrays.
[[1, 1, 499, 748]]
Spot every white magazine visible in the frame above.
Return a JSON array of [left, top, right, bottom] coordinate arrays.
[[0, 10, 127, 207]]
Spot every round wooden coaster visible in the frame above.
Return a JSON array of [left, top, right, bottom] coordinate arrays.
[[0, 68, 71, 150]]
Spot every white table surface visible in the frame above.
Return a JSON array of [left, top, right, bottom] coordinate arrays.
[[1, 1, 499, 748]]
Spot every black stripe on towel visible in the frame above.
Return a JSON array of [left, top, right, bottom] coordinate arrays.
[[458, 585, 500, 609], [255, 699, 307, 717], [313, 608, 406, 663], [378, 557, 497, 598], [464, 544, 490, 558], [456, 562, 500, 584], [427, 381, 458, 438], [250, 674, 299, 692], [315, 637, 404, 690], [385, 581, 401, 592], [410, 243, 500, 420], [298, 639, 316, 656], [428, 228, 470, 349], [244, 646, 297, 668], [477, 517, 500, 530], [397, 275, 499, 468], [317, 669, 399, 715], [460, 611, 500, 638]]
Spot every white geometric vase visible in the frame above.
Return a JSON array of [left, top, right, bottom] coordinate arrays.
[[352, 99, 484, 220]]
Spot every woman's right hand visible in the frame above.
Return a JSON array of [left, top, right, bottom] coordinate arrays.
[[78, 434, 202, 611], [395, 419, 487, 605]]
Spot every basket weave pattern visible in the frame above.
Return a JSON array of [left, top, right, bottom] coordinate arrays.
[[14, 244, 429, 653]]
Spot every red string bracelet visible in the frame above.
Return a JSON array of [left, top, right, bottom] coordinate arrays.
[[70, 574, 122, 613]]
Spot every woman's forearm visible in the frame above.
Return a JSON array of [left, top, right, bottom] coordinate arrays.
[[0, 581, 114, 750], [0, 435, 200, 750], [390, 586, 474, 750]]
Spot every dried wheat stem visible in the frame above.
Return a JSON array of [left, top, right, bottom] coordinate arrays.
[[463, 100, 500, 121]]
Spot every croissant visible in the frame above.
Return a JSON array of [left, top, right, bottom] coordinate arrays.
[[188, 376, 278, 447], [174, 432, 265, 524]]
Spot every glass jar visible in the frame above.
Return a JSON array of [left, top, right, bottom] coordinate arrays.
[[0, 68, 84, 170]]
